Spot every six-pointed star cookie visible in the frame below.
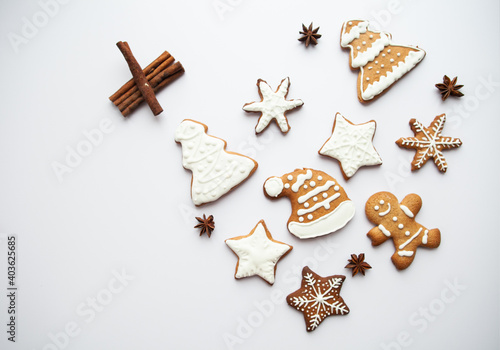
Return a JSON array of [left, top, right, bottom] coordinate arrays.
[[319, 113, 382, 179], [287, 266, 349, 332], [396, 114, 462, 172], [225, 220, 292, 285], [243, 77, 304, 134]]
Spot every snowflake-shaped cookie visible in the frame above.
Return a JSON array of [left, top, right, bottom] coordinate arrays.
[[319, 113, 382, 179], [243, 77, 303, 134], [396, 114, 462, 172], [225, 220, 292, 285], [287, 266, 349, 331]]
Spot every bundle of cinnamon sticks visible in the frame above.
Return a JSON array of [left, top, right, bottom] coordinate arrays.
[[110, 42, 184, 117]]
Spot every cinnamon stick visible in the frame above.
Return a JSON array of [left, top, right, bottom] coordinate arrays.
[[109, 51, 170, 102], [113, 56, 175, 107], [120, 62, 184, 117], [116, 41, 163, 116], [118, 61, 184, 112]]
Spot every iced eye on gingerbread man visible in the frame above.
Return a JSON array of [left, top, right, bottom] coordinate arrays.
[[365, 192, 440, 270]]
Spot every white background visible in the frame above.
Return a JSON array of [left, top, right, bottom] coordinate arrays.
[[0, 0, 499, 349]]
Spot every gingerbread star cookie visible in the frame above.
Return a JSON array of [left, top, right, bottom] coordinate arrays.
[[365, 192, 441, 270], [396, 114, 462, 172], [287, 266, 349, 332], [174, 119, 258, 206], [319, 112, 382, 179], [243, 77, 303, 134], [225, 220, 292, 285], [264, 168, 355, 239], [340, 19, 426, 103]]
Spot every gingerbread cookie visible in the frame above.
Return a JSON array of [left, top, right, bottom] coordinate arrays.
[[319, 112, 382, 179], [264, 168, 355, 239], [287, 266, 349, 332], [340, 20, 426, 103], [225, 220, 292, 285], [174, 119, 258, 206], [365, 192, 441, 270], [243, 77, 303, 134], [396, 114, 462, 173]]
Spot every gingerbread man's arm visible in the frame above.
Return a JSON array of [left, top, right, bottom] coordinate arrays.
[[367, 226, 391, 246], [400, 194, 422, 218]]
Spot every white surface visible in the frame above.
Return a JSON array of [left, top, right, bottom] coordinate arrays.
[[0, 0, 499, 349]]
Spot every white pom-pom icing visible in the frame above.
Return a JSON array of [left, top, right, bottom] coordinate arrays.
[[264, 177, 284, 197]]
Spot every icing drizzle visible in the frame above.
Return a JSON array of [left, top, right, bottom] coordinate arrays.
[[292, 170, 313, 192], [297, 193, 341, 216], [400, 205, 414, 218], [298, 181, 335, 203], [379, 203, 391, 216]]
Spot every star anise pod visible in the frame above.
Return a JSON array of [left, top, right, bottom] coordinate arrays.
[[435, 75, 464, 101], [345, 253, 372, 276], [194, 214, 215, 237], [298, 23, 321, 47]]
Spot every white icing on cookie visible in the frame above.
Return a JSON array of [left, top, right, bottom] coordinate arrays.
[[379, 203, 391, 217], [378, 224, 391, 237], [225, 221, 292, 285], [243, 77, 304, 134], [398, 250, 414, 257], [350, 33, 391, 68], [175, 120, 257, 206], [360, 49, 425, 101], [297, 193, 341, 216], [341, 20, 369, 46], [399, 228, 422, 250], [288, 200, 355, 239], [292, 169, 312, 192], [319, 113, 382, 178], [264, 177, 284, 198], [298, 180, 335, 203], [400, 205, 414, 218]]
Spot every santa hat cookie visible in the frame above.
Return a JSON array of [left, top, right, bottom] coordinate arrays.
[[264, 168, 355, 239], [340, 19, 425, 103]]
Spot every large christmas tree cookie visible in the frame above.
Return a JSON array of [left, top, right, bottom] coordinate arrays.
[[340, 19, 425, 103], [264, 168, 355, 239], [175, 119, 258, 206]]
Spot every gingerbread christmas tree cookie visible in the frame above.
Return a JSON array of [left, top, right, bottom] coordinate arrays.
[[175, 119, 258, 206], [340, 19, 426, 103]]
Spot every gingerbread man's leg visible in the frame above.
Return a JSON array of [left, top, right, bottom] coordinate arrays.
[[391, 251, 416, 270]]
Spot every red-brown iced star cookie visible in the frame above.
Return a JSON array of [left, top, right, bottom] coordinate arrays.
[[287, 266, 349, 332]]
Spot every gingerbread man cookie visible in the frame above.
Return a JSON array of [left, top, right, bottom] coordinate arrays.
[[365, 192, 440, 270]]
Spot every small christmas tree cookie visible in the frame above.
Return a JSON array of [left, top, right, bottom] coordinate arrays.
[[340, 19, 425, 103]]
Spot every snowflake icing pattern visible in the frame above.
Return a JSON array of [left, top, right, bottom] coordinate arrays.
[[287, 267, 349, 331], [396, 114, 462, 173]]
